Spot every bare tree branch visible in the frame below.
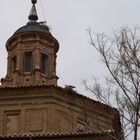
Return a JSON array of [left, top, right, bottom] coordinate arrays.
[[85, 27, 140, 140]]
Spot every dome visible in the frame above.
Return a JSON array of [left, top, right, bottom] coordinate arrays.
[[14, 21, 51, 35], [13, 0, 52, 36]]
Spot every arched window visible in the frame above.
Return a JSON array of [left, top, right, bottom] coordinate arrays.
[[12, 56, 17, 71], [24, 52, 33, 72], [40, 53, 48, 74]]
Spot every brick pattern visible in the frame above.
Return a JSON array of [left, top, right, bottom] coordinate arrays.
[[0, 86, 121, 139], [1, 32, 59, 87]]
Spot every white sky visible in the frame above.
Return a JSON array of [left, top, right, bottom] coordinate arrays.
[[0, 0, 140, 96], [0, 1, 140, 139]]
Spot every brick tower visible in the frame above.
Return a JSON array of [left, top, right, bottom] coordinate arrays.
[[1, 0, 59, 87]]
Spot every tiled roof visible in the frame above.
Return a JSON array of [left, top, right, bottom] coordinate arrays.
[[0, 130, 114, 138], [0, 84, 56, 89], [14, 22, 51, 36]]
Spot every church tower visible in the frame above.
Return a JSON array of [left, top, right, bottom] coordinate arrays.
[[0, 1, 121, 139], [1, 0, 59, 87]]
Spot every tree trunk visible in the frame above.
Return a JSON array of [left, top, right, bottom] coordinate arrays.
[[134, 100, 139, 140]]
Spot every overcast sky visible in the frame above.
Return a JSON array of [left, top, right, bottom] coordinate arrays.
[[0, 1, 140, 139], [0, 0, 140, 96]]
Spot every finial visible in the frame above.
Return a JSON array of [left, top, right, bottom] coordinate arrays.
[[28, 0, 38, 21], [32, 0, 37, 4]]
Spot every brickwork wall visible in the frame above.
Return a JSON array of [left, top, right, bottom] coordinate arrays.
[[0, 86, 121, 138], [2, 32, 59, 87]]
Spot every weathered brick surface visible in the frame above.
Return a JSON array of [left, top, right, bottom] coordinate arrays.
[[2, 32, 59, 87], [0, 86, 121, 139]]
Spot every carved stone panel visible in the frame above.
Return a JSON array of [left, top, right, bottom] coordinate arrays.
[[56, 110, 72, 133], [4, 111, 20, 135], [25, 109, 47, 133]]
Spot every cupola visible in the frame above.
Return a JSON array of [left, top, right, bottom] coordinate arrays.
[[1, 0, 59, 87]]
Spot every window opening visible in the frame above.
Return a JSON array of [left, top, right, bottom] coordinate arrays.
[[24, 52, 33, 72], [12, 56, 17, 71], [40, 53, 48, 74]]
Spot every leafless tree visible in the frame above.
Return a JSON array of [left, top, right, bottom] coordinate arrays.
[[84, 27, 140, 140]]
